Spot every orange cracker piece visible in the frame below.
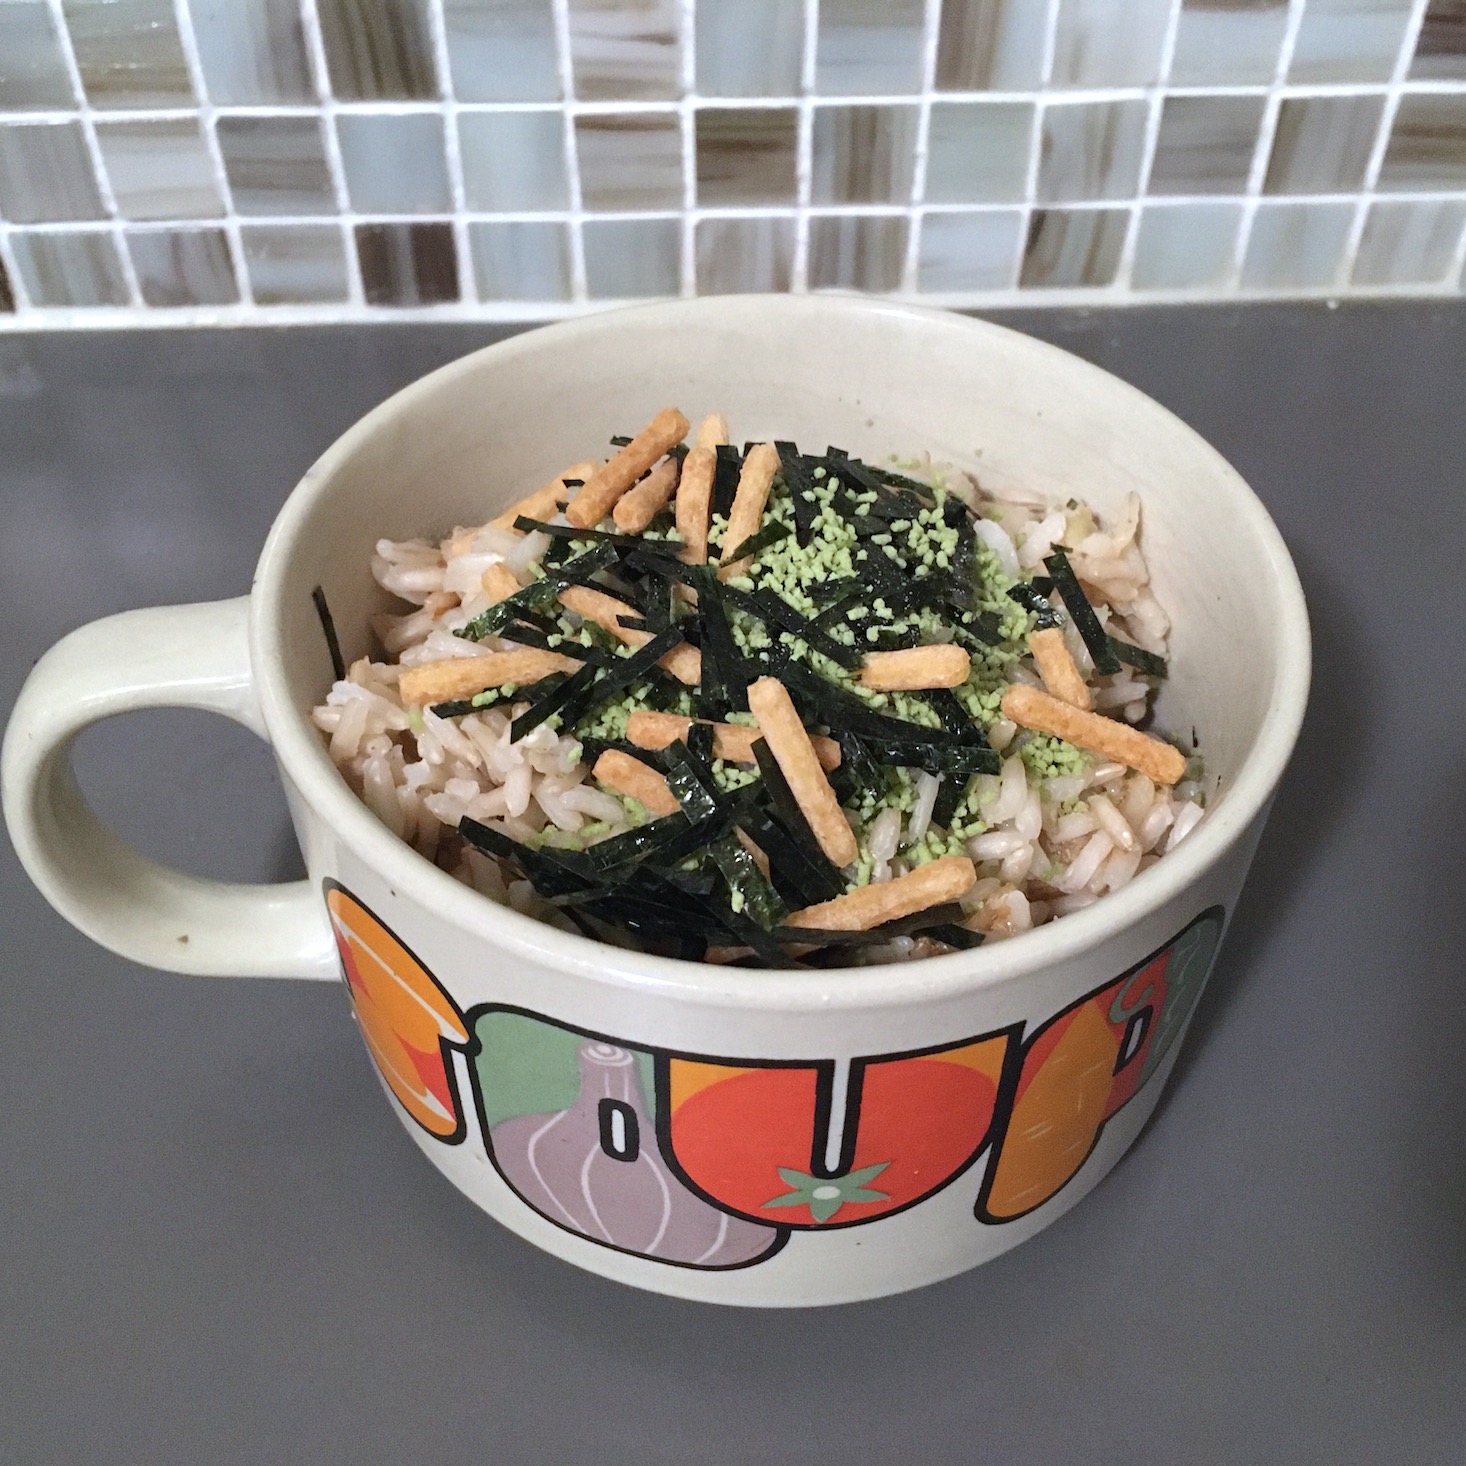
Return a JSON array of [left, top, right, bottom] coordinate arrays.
[[1027, 627, 1091, 710], [695, 413, 729, 449], [719, 442, 781, 581], [556, 585, 700, 686], [481, 561, 521, 605], [626, 709, 841, 771], [488, 460, 599, 536], [1001, 683, 1186, 785], [612, 456, 681, 533], [786, 856, 978, 932], [592, 749, 679, 818], [425, 590, 459, 619], [746, 677, 858, 867], [398, 649, 579, 706], [859, 644, 971, 691], [566, 408, 690, 529], [676, 445, 716, 566]]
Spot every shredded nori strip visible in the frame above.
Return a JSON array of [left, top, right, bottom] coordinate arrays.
[[311, 585, 346, 682], [734, 803, 844, 909], [720, 517, 793, 566], [1045, 548, 1121, 675], [721, 584, 863, 670], [708, 831, 788, 932], [1109, 636, 1168, 678], [776, 441, 819, 545], [930, 773, 969, 832], [712, 443, 742, 519], [428, 699, 477, 718], [509, 663, 600, 741], [773, 902, 970, 949], [661, 739, 720, 822]]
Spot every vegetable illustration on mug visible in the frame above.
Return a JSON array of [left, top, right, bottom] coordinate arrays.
[[328, 881, 1224, 1269]]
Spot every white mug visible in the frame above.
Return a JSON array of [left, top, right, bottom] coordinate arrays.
[[2, 297, 1309, 1306]]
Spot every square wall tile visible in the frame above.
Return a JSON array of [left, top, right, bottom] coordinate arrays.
[[1377, 94, 1466, 189], [1264, 94, 1384, 195], [583, 215, 681, 296], [470, 220, 572, 300], [1020, 207, 1128, 287], [460, 111, 569, 210], [918, 209, 1022, 291], [695, 214, 793, 292], [97, 119, 222, 220], [807, 214, 908, 291], [1241, 201, 1354, 288], [1036, 100, 1149, 203], [696, 0, 804, 97], [217, 116, 335, 216], [1288, 0, 1414, 83], [575, 113, 682, 210], [62, 0, 193, 108], [924, 102, 1034, 204], [317, 0, 439, 100], [695, 107, 798, 206], [9, 229, 130, 305], [442, 0, 561, 101], [128, 227, 239, 306], [568, 0, 682, 103], [0, 122, 106, 223], [0, 2, 73, 109], [241, 224, 350, 303], [338, 113, 450, 214], [936, 0, 1049, 90], [1170, 0, 1290, 87], [810, 104, 919, 205], [1411, 0, 1466, 80], [1352, 198, 1466, 284], [816, 0, 926, 96], [1149, 96, 1265, 196], [356, 221, 458, 304], [190, 0, 315, 104], [1049, 0, 1173, 87], [1132, 203, 1243, 289]]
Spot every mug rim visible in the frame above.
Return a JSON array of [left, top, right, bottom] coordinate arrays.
[[252, 295, 1311, 1011]]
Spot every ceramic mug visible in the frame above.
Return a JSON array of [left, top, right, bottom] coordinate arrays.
[[2, 297, 1309, 1306]]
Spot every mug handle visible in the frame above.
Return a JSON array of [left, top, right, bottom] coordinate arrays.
[[2, 596, 337, 980]]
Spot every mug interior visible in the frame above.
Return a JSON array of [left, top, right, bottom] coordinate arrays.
[[256, 296, 1308, 995]]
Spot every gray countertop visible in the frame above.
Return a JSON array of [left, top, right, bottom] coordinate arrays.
[[2, 305, 1462, 1464]]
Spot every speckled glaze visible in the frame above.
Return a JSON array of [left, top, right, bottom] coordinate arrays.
[[3, 296, 1310, 1304]]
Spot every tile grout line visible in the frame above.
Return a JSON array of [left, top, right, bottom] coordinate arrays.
[[678, 0, 697, 298], [1114, 0, 1185, 293], [1231, 0, 1310, 289], [900, 0, 945, 294], [792, 0, 820, 292], [298, 0, 365, 306], [550, 0, 589, 303], [1339, 0, 1434, 290], [1015, 0, 1064, 292], [425, 0, 478, 306], [40, 0, 143, 308], [171, 0, 254, 307]]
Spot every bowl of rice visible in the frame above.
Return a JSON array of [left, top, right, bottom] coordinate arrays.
[[4, 295, 1309, 1305]]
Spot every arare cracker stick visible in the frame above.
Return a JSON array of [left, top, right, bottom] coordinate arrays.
[[399, 648, 580, 706], [480, 561, 521, 605], [676, 445, 716, 566], [786, 856, 977, 932], [484, 460, 599, 537], [566, 408, 689, 529], [746, 677, 858, 867], [718, 441, 781, 581], [860, 644, 971, 691], [612, 456, 681, 533], [556, 585, 701, 686], [1027, 627, 1091, 710], [592, 750, 679, 818], [626, 709, 841, 771], [695, 413, 729, 449], [1001, 683, 1185, 785]]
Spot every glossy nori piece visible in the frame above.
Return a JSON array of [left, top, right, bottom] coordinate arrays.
[[720, 518, 792, 566], [660, 739, 720, 822], [733, 804, 844, 909], [721, 584, 863, 670], [457, 543, 620, 641], [749, 740, 849, 900], [694, 581, 747, 719], [1006, 580, 1063, 629], [775, 441, 819, 545], [708, 830, 788, 932], [930, 771, 970, 831], [712, 443, 742, 519], [1044, 548, 1121, 675], [509, 663, 600, 741]]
